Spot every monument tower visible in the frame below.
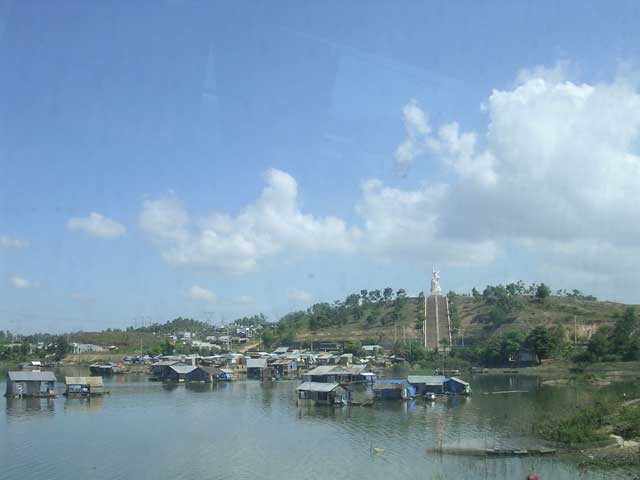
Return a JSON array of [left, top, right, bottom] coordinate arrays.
[[423, 268, 453, 351]]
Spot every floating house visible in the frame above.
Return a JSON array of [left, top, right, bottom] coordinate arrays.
[[64, 377, 105, 397], [5, 371, 57, 398], [270, 359, 298, 379], [18, 360, 43, 370], [89, 363, 124, 375], [373, 380, 416, 400], [303, 365, 369, 384], [296, 382, 348, 405], [165, 365, 197, 382], [149, 360, 179, 379], [407, 375, 447, 395], [445, 377, 471, 395], [246, 358, 268, 379], [186, 366, 232, 383], [339, 353, 353, 365], [316, 354, 338, 366]]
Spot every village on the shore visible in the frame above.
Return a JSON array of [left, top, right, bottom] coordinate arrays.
[[5, 340, 471, 404], [5, 270, 471, 404]]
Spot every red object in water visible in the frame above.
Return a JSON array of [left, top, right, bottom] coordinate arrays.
[[527, 475, 539, 480]]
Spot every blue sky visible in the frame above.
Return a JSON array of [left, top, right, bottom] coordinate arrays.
[[2, 1, 640, 333]]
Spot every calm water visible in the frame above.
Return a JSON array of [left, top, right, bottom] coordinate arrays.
[[1, 368, 635, 480]]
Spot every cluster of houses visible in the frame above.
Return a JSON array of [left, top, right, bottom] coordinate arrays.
[[165, 326, 260, 350], [5, 371, 106, 398], [295, 366, 471, 406], [5, 344, 472, 406]]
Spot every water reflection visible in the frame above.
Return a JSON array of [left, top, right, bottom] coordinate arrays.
[[63, 396, 104, 414], [5, 396, 56, 418], [2, 372, 639, 480]]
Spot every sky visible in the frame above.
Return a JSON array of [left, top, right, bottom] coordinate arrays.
[[2, 1, 640, 333]]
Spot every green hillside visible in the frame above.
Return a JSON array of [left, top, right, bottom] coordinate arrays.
[[268, 286, 635, 349]]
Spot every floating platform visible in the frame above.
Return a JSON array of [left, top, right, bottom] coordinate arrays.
[[426, 447, 557, 457]]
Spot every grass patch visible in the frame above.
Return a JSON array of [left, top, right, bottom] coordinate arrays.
[[535, 401, 610, 444]]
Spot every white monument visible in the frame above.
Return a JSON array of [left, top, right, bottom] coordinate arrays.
[[430, 268, 441, 296]]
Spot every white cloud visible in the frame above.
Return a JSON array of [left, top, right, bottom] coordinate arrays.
[[188, 285, 217, 302], [140, 169, 361, 274], [139, 65, 640, 292], [386, 65, 640, 282], [10, 276, 33, 289], [287, 288, 313, 304], [394, 99, 431, 174], [356, 179, 498, 266], [0, 235, 27, 249], [68, 212, 126, 238]]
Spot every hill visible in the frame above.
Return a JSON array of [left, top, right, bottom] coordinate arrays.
[[268, 286, 635, 350]]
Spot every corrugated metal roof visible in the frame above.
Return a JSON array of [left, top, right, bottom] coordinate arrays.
[[407, 375, 446, 385], [170, 365, 197, 374], [7, 371, 56, 382], [65, 376, 104, 386], [305, 365, 337, 376], [448, 376, 470, 386], [246, 358, 267, 369], [152, 360, 179, 367], [296, 382, 340, 392]]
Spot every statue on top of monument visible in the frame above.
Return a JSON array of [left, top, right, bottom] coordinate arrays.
[[430, 268, 441, 296]]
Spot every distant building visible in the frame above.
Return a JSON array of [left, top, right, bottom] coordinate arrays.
[[5, 371, 57, 398], [71, 343, 107, 354], [270, 359, 298, 379], [165, 365, 197, 382], [296, 382, 348, 406], [64, 377, 105, 396], [362, 345, 383, 354], [373, 380, 416, 400], [246, 358, 268, 380], [303, 365, 369, 384], [445, 377, 471, 395], [339, 353, 353, 365], [186, 366, 232, 383], [407, 375, 447, 395]]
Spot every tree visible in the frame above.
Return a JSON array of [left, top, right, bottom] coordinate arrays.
[[396, 289, 407, 300], [360, 290, 369, 304], [369, 290, 381, 303], [53, 336, 70, 361], [535, 283, 551, 301], [383, 287, 393, 303], [471, 287, 481, 300], [345, 293, 360, 308], [587, 326, 611, 360], [526, 326, 552, 361]]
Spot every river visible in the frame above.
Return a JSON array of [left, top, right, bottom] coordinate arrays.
[[1, 368, 635, 480]]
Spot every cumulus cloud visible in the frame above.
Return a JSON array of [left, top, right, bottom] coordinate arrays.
[[10, 276, 33, 289], [68, 212, 126, 238], [0, 235, 27, 249], [386, 65, 640, 280], [188, 285, 217, 302], [287, 288, 313, 304], [139, 65, 640, 288], [139, 169, 361, 274]]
